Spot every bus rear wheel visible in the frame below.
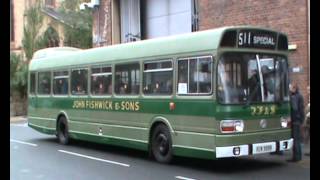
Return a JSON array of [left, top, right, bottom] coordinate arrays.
[[151, 124, 173, 163], [57, 116, 70, 145]]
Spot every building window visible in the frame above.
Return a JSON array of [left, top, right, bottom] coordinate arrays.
[[120, 0, 141, 43], [115, 63, 140, 95], [53, 71, 69, 95], [71, 69, 88, 95], [141, 0, 193, 39], [177, 56, 213, 95], [38, 72, 51, 95], [143, 60, 173, 95], [45, 0, 55, 8], [91, 66, 112, 95], [44, 26, 60, 47]]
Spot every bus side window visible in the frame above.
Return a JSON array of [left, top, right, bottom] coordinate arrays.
[[115, 63, 140, 95], [38, 71, 51, 95], [91, 66, 112, 96], [198, 57, 213, 93], [53, 71, 69, 95], [177, 56, 213, 95], [71, 69, 88, 95], [143, 60, 173, 95], [29, 72, 36, 95]]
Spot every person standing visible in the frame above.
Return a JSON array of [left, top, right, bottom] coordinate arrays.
[[289, 82, 305, 162]]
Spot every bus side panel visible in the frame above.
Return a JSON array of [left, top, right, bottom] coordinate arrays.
[[68, 131, 148, 151], [28, 96, 57, 135], [215, 129, 291, 147], [28, 97, 221, 160], [144, 98, 218, 159], [173, 146, 216, 160], [67, 112, 149, 151]]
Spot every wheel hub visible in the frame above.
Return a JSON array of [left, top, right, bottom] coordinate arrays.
[[157, 133, 168, 155]]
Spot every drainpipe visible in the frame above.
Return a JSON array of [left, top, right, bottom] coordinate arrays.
[[308, 0, 310, 85], [97, 5, 100, 46]]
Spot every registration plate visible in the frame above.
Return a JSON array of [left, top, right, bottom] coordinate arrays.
[[252, 142, 276, 154]]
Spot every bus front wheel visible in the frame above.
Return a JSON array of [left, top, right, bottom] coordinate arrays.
[[151, 124, 173, 163], [57, 116, 70, 145]]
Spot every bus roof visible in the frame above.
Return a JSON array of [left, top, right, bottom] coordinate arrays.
[[29, 26, 287, 71], [32, 47, 82, 60]]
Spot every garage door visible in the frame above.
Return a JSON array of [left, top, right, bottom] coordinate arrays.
[[144, 0, 192, 39]]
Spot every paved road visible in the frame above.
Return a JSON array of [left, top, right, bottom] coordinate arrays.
[[10, 121, 310, 180]]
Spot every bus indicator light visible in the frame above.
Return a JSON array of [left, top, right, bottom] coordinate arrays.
[[280, 116, 291, 128], [98, 127, 103, 136], [221, 126, 235, 132], [220, 120, 244, 133]]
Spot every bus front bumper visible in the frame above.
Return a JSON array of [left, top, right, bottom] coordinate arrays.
[[215, 138, 293, 158]]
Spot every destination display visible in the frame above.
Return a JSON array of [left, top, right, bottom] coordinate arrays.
[[238, 30, 277, 49]]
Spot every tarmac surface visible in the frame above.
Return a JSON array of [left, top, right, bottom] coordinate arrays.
[[10, 117, 310, 180]]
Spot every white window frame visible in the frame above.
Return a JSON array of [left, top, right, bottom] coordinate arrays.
[[143, 59, 173, 96], [177, 55, 213, 96]]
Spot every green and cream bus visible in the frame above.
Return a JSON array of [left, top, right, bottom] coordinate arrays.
[[28, 26, 293, 163]]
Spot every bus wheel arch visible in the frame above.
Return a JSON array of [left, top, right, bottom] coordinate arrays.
[[56, 112, 70, 145], [149, 117, 174, 163]]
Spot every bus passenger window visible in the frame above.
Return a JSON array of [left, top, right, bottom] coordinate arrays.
[[71, 69, 88, 95], [38, 72, 51, 95], [29, 72, 36, 95], [143, 60, 173, 95], [53, 71, 69, 95], [198, 57, 213, 93], [189, 59, 197, 93], [115, 63, 140, 95], [91, 66, 112, 95], [177, 56, 213, 95]]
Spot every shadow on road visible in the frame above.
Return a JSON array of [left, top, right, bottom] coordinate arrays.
[[36, 137, 149, 160], [172, 156, 284, 174], [36, 137, 285, 174]]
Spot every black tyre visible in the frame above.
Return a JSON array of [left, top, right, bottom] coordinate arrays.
[[57, 116, 70, 145], [151, 124, 173, 163]]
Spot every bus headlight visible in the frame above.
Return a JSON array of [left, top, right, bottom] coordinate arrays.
[[235, 120, 244, 132], [220, 120, 244, 133], [280, 116, 291, 128]]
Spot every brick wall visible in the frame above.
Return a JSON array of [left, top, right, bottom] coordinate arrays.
[[198, 0, 309, 103], [10, 96, 27, 116]]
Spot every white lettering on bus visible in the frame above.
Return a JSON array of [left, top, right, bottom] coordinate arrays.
[[238, 32, 243, 45], [253, 36, 275, 45], [239, 32, 275, 47], [238, 32, 252, 46]]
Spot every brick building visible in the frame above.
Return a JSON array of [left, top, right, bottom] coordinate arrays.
[[91, 0, 310, 99], [10, 0, 82, 56], [10, 0, 52, 54], [89, 0, 310, 102]]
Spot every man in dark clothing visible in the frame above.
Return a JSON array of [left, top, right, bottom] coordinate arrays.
[[289, 83, 305, 162]]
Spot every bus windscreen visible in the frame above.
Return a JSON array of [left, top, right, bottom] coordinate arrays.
[[217, 53, 289, 104]]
